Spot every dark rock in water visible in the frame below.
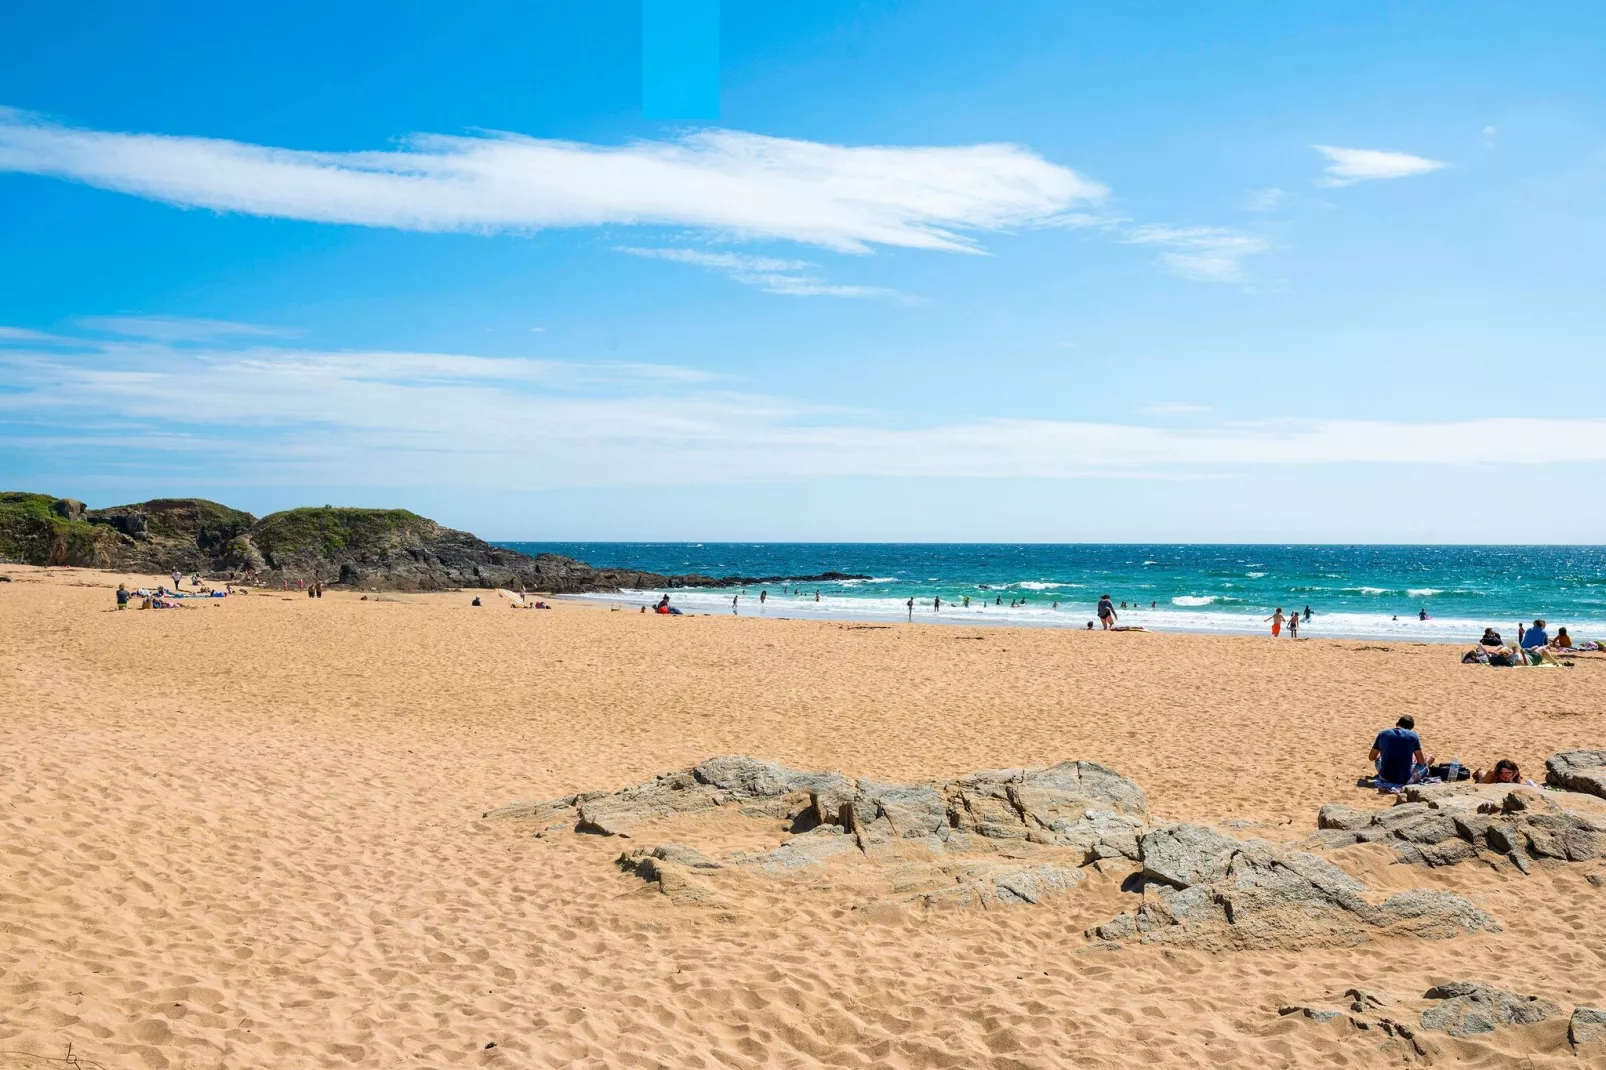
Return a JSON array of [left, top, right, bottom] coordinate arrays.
[[492, 756, 1147, 910], [1571, 1006, 1606, 1048], [1308, 786, 1606, 870], [1547, 750, 1606, 800], [1418, 981, 1561, 1037], [1090, 823, 1499, 950]]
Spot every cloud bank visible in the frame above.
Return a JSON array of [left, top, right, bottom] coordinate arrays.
[[1313, 145, 1447, 187], [4, 322, 1604, 490], [0, 108, 1105, 254]]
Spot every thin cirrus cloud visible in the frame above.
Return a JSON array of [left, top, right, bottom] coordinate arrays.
[[1121, 225, 1270, 283], [0, 107, 1105, 255], [1312, 145, 1448, 187], [615, 246, 901, 299], [5, 320, 1606, 489]]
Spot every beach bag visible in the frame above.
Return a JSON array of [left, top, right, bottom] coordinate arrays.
[[1428, 763, 1471, 781]]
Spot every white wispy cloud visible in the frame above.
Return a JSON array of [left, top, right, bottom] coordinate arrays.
[[0, 107, 1104, 254], [616, 246, 900, 299], [1313, 145, 1448, 187], [1121, 225, 1270, 282], [74, 315, 298, 341], [1142, 402, 1210, 415], [4, 323, 1605, 489]]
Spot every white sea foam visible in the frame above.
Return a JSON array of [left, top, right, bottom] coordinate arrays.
[[1356, 587, 1389, 595], [1408, 588, 1443, 597], [1018, 581, 1067, 590], [590, 588, 1606, 643], [1246, 571, 1267, 579]]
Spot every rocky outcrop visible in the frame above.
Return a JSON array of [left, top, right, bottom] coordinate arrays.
[[490, 756, 1148, 910], [1089, 823, 1499, 950], [1310, 785, 1606, 871], [1547, 749, 1606, 799], [0, 491, 867, 592], [1572, 1007, 1606, 1048], [1418, 981, 1562, 1037]]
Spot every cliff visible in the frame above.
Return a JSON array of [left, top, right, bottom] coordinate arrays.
[[0, 493, 864, 593]]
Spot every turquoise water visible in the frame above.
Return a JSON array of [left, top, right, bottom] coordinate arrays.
[[497, 543, 1606, 643]]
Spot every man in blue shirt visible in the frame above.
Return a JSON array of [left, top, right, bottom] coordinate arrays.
[[1521, 619, 1549, 649], [1370, 715, 1430, 789]]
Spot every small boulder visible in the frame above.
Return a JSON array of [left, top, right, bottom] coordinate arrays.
[[1547, 750, 1606, 800], [1571, 1006, 1606, 1048], [1419, 981, 1561, 1037]]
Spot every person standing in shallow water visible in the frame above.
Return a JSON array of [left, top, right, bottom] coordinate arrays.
[[906, 597, 914, 620], [1287, 612, 1299, 639], [933, 596, 941, 612], [759, 590, 766, 605]]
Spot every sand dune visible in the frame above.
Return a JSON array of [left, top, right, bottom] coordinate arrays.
[[2, 565, 1604, 1068]]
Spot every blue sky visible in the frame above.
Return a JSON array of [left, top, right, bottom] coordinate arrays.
[[2, 1, 1605, 541]]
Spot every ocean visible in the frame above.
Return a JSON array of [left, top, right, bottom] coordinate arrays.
[[495, 543, 1606, 643]]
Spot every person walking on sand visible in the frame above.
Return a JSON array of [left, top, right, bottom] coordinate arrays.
[[1265, 607, 1285, 637], [171, 569, 182, 590], [1097, 594, 1116, 630]]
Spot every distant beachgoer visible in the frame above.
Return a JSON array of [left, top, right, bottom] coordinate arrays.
[[1287, 612, 1299, 639], [1151, 601, 1156, 610], [906, 597, 914, 620], [191, 573, 200, 587], [1521, 619, 1548, 649], [1097, 594, 1116, 630], [172, 570, 182, 590], [815, 591, 820, 602], [1265, 607, 1285, 637], [1418, 608, 1428, 621], [732, 595, 738, 612], [1120, 600, 1127, 609], [933, 596, 941, 612], [1303, 605, 1312, 622], [1086, 621, 1094, 630], [1553, 627, 1572, 649], [1371, 715, 1433, 790], [995, 595, 1001, 606], [963, 595, 970, 607], [471, 596, 482, 606], [115, 583, 129, 610], [1052, 601, 1058, 609], [1473, 759, 1521, 785], [1480, 628, 1503, 647], [1010, 599, 1016, 608], [1392, 615, 1398, 621], [1516, 622, 1525, 646], [760, 590, 767, 604]]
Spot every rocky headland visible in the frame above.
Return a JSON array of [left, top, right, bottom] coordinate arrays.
[[0, 491, 866, 593]]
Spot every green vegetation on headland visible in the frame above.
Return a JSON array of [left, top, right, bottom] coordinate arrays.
[[0, 493, 868, 593]]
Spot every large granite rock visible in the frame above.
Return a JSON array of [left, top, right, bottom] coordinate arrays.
[[1419, 981, 1562, 1037], [1310, 785, 1606, 871], [1547, 750, 1606, 799], [1572, 1007, 1606, 1048], [1090, 823, 1499, 950], [491, 756, 1148, 910]]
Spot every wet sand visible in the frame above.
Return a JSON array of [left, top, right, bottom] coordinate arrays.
[[2, 564, 1604, 1068]]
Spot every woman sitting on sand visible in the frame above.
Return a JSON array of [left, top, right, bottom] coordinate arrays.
[[1472, 759, 1521, 785]]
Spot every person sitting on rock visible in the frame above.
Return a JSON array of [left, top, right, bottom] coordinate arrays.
[[1370, 714, 1433, 791], [1472, 759, 1522, 785]]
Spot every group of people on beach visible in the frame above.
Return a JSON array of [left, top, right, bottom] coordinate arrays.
[[1369, 714, 1525, 794], [1463, 618, 1593, 666]]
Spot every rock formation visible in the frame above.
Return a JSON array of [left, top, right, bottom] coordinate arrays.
[[1310, 782, 1606, 872], [1088, 823, 1498, 950], [1417, 981, 1562, 1038], [0, 492, 867, 592], [1547, 749, 1606, 799], [489, 756, 1149, 910]]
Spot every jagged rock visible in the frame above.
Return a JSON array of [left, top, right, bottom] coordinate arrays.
[[1571, 1007, 1606, 1047], [1307, 786, 1606, 870], [494, 756, 1147, 911], [617, 847, 727, 906], [1090, 823, 1499, 950], [1419, 981, 1561, 1037], [1277, 1000, 1439, 1060], [1548, 750, 1606, 799]]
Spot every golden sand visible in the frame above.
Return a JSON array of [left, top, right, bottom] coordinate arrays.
[[2, 564, 1604, 1068]]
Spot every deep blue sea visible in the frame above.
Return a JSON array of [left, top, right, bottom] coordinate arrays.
[[496, 543, 1606, 643]]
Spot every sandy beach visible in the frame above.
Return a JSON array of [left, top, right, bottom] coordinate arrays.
[[3, 563, 1605, 1069]]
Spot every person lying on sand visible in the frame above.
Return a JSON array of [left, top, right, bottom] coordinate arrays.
[[1473, 759, 1521, 785], [1370, 715, 1434, 791]]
